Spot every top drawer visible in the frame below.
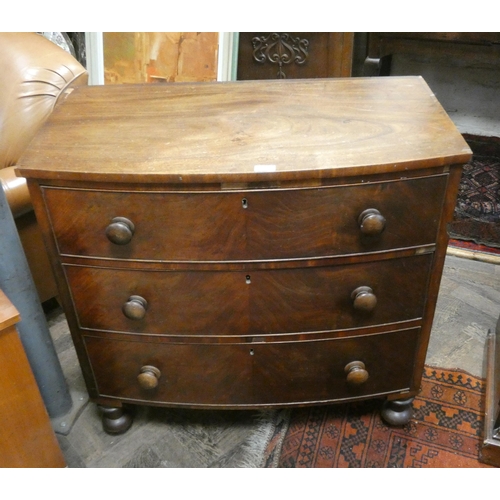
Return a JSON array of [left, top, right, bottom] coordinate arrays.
[[42, 175, 447, 262]]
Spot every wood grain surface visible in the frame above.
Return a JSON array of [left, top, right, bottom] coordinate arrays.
[[65, 254, 432, 336], [16, 77, 471, 184], [42, 174, 447, 261], [84, 327, 419, 407]]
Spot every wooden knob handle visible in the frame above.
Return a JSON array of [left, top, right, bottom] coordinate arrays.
[[106, 217, 135, 245], [122, 295, 148, 320], [137, 365, 161, 390], [351, 286, 377, 312], [358, 209, 386, 236], [345, 361, 369, 385]]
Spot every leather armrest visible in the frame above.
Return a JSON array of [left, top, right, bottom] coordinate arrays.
[[0, 32, 88, 170], [0, 33, 88, 218], [0, 167, 30, 218]]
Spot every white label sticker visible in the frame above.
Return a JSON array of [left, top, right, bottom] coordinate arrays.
[[254, 164, 277, 172]]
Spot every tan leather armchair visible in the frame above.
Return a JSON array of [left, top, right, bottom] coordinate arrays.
[[0, 32, 88, 303]]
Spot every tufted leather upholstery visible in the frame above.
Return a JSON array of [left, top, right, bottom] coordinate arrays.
[[0, 32, 88, 302]]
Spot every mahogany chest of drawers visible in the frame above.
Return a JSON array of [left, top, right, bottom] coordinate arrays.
[[17, 76, 472, 433]]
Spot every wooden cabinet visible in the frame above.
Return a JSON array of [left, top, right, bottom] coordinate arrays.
[[0, 290, 66, 467], [237, 32, 353, 80], [16, 77, 471, 433], [364, 32, 500, 75]]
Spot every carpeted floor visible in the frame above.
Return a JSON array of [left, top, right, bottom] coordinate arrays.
[[263, 366, 493, 468], [449, 134, 500, 249]]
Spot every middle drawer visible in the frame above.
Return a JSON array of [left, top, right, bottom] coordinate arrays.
[[65, 254, 432, 336]]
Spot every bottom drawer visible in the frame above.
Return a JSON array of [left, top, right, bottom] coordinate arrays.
[[85, 328, 419, 407]]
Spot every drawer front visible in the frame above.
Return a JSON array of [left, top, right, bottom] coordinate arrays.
[[65, 254, 432, 336], [43, 175, 447, 261], [84, 328, 419, 406]]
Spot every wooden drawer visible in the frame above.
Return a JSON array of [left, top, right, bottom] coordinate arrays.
[[84, 327, 419, 406], [65, 254, 432, 336], [43, 174, 447, 261]]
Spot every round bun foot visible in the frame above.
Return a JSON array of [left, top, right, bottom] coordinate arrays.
[[99, 405, 133, 434], [381, 397, 414, 426]]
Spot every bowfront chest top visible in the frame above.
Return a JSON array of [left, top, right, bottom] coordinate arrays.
[[17, 76, 472, 433]]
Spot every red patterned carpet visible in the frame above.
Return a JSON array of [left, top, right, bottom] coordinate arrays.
[[263, 366, 494, 468], [448, 134, 500, 249]]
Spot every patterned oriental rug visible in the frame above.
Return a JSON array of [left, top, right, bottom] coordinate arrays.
[[448, 134, 500, 250], [262, 366, 495, 468]]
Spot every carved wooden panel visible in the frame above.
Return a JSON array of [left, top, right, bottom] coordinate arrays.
[[237, 32, 354, 80]]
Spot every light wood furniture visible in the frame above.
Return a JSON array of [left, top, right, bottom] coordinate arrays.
[[0, 289, 66, 467], [16, 77, 471, 433]]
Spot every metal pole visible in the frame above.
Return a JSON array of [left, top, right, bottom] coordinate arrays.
[[0, 185, 72, 418]]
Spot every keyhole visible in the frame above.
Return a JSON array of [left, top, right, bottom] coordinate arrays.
[[242, 198, 248, 209], [246, 275, 251, 284]]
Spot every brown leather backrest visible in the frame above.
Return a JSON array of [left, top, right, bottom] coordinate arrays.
[[0, 32, 88, 215], [0, 32, 88, 168]]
